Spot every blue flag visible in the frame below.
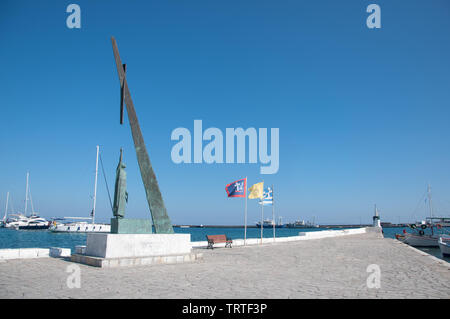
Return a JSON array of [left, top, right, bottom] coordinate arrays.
[[259, 187, 273, 206], [225, 178, 246, 198]]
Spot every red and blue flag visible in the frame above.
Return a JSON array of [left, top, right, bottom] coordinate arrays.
[[225, 178, 246, 198]]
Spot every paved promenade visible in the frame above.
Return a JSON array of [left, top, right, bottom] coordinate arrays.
[[0, 232, 449, 298]]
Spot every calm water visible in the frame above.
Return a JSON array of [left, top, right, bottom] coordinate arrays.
[[0, 226, 331, 251], [1, 226, 448, 262]]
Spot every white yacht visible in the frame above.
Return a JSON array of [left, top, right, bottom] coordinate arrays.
[[50, 219, 110, 233], [6, 214, 50, 230], [49, 146, 110, 233], [4, 213, 29, 229], [4, 173, 50, 230]]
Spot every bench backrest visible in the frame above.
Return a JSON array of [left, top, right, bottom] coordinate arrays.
[[206, 235, 228, 243]]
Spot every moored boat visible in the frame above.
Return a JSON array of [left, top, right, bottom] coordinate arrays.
[[402, 230, 440, 247], [49, 146, 111, 233], [50, 219, 110, 233], [396, 185, 447, 247], [6, 214, 50, 230], [5, 213, 29, 229], [4, 173, 50, 230], [17, 216, 50, 230], [438, 235, 450, 256]]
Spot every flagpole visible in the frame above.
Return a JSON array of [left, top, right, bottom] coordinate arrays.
[[261, 202, 264, 245], [261, 180, 264, 245], [244, 177, 247, 246], [272, 184, 275, 242]]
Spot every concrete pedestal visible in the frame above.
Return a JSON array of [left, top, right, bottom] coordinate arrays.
[[71, 233, 200, 267], [85, 233, 191, 258]]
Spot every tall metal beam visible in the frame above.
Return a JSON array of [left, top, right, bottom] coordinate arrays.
[[111, 37, 174, 234]]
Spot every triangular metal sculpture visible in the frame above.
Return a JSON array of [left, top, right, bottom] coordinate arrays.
[[111, 37, 174, 234]]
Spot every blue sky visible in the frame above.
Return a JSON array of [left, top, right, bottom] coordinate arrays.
[[1, 0, 449, 225]]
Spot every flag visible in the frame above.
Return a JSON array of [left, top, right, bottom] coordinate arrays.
[[259, 187, 273, 206], [225, 178, 246, 197], [248, 182, 264, 199]]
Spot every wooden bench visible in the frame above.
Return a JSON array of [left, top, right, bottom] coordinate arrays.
[[206, 235, 232, 249]]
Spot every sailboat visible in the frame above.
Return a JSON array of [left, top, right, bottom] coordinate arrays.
[[396, 185, 445, 247], [0, 192, 9, 227], [4, 173, 50, 230], [49, 146, 110, 233]]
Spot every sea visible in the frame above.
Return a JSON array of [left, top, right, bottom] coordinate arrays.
[[0, 226, 448, 262]]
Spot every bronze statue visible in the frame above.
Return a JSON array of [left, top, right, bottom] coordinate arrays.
[[112, 148, 127, 219]]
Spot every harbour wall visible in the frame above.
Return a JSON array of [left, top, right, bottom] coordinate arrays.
[[0, 247, 71, 260], [191, 227, 374, 248], [0, 248, 50, 260]]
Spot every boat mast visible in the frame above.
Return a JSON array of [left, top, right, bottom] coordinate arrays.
[[427, 184, 433, 218], [92, 145, 99, 224], [28, 187, 35, 216], [3, 192, 9, 222], [24, 172, 29, 216]]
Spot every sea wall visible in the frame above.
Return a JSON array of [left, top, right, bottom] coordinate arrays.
[[0, 248, 50, 260], [191, 227, 375, 248], [0, 247, 74, 260]]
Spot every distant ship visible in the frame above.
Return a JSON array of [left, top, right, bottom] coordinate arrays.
[[285, 219, 319, 228], [256, 219, 285, 228]]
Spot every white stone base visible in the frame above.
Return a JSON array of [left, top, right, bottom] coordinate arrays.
[[84, 233, 192, 259], [50, 247, 71, 258], [0, 248, 49, 260], [71, 252, 203, 268]]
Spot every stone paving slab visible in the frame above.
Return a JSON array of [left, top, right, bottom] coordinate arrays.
[[70, 252, 203, 268], [0, 232, 449, 298]]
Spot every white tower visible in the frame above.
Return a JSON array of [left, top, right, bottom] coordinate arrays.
[[373, 204, 381, 227]]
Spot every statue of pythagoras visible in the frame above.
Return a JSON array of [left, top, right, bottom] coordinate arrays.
[[113, 148, 128, 219], [111, 37, 174, 234]]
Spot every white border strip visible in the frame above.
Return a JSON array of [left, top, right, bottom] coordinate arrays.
[[0, 248, 50, 260], [191, 227, 369, 248]]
